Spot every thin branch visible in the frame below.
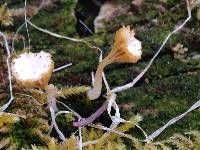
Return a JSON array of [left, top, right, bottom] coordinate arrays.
[[89, 124, 136, 142], [0, 31, 14, 112], [78, 126, 83, 150], [26, 19, 103, 57], [49, 106, 65, 141], [27, 20, 84, 42], [24, 0, 31, 50], [57, 100, 82, 119], [53, 63, 72, 72], [12, 0, 46, 53], [145, 99, 200, 142]]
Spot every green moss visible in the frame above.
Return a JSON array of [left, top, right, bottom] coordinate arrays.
[[1, 0, 200, 148], [166, 0, 182, 7], [9, 122, 44, 149], [115, 56, 200, 140]]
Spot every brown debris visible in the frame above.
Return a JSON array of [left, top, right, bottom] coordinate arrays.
[[140, 107, 159, 117], [0, 138, 10, 149], [172, 43, 188, 60], [0, 126, 11, 133], [132, 0, 143, 8], [94, 1, 129, 32]]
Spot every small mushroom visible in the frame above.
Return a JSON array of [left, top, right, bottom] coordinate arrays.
[[11, 51, 54, 90], [11, 51, 63, 138], [11, 51, 59, 112], [87, 26, 142, 100]]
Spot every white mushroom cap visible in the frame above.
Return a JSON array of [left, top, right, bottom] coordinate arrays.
[[11, 51, 54, 89], [126, 30, 142, 57]]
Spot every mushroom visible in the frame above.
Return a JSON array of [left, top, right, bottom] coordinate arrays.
[[11, 51, 66, 139], [87, 26, 142, 100], [11, 51, 58, 111]]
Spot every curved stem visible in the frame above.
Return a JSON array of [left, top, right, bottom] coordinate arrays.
[[87, 63, 105, 100], [87, 56, 112, 100], [45, 84, 58, 112], [87, 46, 123, 100], [73, 100, 108, 127]]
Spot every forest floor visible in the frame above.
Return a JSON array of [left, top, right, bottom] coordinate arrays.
[[0, 0, 200, 149]]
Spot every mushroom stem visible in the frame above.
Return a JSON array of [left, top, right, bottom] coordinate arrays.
[[45, 84, 58, 112], [87, 56, 112, 100], [87, 47, 123, 100], [73, 100, 108, 127]]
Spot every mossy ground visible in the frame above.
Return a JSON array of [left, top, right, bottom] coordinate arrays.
[[0, 0, 200, 149]]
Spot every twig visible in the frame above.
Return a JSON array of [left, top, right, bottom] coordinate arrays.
[[27, 20, 84, 42], [53, 63, 72, 72], [78, 19, 93, 34], [49, 106, 65, 141], [78, 126, 83, 150], [88, 124, 136, 142], [0, 31, 14, 112], [26, 19, 103, 54], [24, 0, 31, 50], [145, 99, 200, 142], [12, 0, 46, 53], [57, 100, 82, 119]]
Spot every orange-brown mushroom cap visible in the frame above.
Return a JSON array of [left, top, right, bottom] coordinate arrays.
[[110, 26, 142, 63]]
